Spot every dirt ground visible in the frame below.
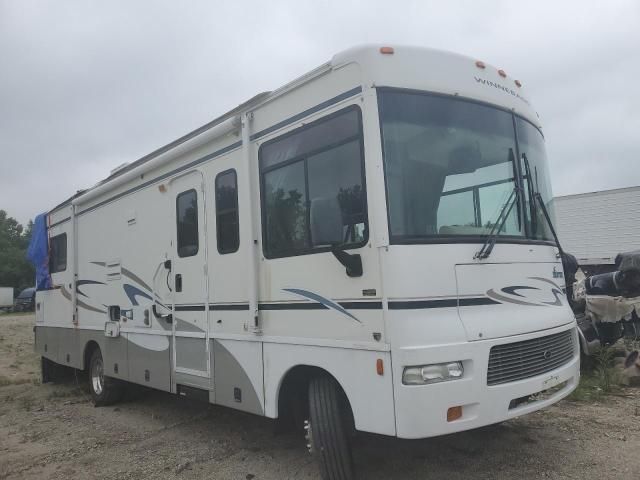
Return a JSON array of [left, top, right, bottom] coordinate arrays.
[[0, 314, 639, 480]]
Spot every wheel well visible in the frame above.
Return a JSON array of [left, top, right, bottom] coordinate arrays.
[[83, 341, 100, 371], [277, 365, 354, 429]]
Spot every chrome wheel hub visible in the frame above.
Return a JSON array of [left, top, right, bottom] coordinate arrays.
[[91, 356, 104, 395], [304, 419, 313, 453]]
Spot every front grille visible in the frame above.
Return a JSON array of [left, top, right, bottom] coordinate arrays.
[[487, 329, 575, 386]]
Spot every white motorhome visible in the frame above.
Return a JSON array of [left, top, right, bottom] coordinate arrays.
[[35, 45, 579, 479]]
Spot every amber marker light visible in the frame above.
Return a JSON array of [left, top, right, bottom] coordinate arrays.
[[447, 406, 463, 422], [475, 60, 486, 69], [376, 359, 384, 375], [379, 46, 394, 55], [515, 79, 522, 87], [498, 69, 507, 78]]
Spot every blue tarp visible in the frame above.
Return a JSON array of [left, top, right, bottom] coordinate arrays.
[[26, 212, 52, 290]]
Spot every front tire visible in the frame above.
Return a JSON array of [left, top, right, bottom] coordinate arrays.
[[307, 376, 354, 480], [89, 348, 124, 406]]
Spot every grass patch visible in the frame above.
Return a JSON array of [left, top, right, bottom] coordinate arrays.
[[569, 374, 607, 401], [0, 311, 33, 317], [0, 376, 33, 387], [47, 387, 84, 400], [570, 346, 624, 402]]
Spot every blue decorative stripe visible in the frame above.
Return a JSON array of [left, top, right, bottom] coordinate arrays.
[[123, 284, 153, 306], [175, 304, 206, 312], [282, 288, 362, 323], [388, 297, 499, 310], [210, 304, 250, 311], [75, 279, 105, 298]]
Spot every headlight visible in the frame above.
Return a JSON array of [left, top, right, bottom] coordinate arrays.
[[402, 362, 464, 385]]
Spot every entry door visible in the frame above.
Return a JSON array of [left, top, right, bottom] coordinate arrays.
[[169, 171, 210, 387]]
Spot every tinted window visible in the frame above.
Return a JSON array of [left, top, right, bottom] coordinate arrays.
[[516, 118, 554, 241], [215, 170, 240, 254], [260, 106, 367, 258], [176, 189, 199, 257], [260, 111, 360, 169], [263, 161, 308, 253], [379, 90, 522, 240], [49, 233, 67, 273]]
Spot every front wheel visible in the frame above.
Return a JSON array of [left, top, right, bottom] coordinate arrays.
[[307, 376, 354, 480], [89, 348, 124, 406]]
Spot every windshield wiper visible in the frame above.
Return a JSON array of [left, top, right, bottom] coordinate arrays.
[[521, 153, 537, 235], [518, 152, 566, 260], [533, 191, 566, 258], [521, 153, 564, 256], [474, 188, 518, 260]]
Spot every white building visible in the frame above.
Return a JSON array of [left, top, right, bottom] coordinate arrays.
[[554, 186, 640, 267]]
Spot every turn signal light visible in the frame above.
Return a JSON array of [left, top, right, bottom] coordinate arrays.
[[379, 46, 394, 55], [447, 406, 463, 422], [376, 359, 384, 375]]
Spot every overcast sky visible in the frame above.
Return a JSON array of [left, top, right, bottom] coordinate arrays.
[[1, 0, 639, 226]]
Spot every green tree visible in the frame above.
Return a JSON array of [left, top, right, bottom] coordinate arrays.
[[0, 210, 35, 294]]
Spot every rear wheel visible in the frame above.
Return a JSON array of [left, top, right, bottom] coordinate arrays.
[[307, 376, 354, 480], [89, 348, 124, 406]]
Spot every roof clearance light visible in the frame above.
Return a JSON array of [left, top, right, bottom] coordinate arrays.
[[498, 69, 507, 78], [515, 79, 522, 88], [475, 60, 486, 69], [379, 46, 394, 55]]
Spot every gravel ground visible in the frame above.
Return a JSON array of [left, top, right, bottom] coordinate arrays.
[[1, 313, 639, 479]]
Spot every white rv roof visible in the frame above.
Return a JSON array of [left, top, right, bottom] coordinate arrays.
[[331, 45, 539, 126], [51, 45, 541, 214]]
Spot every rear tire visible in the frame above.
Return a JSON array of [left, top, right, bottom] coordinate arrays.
[[307, 376, 354, 480], [88, 348, 124, 406]]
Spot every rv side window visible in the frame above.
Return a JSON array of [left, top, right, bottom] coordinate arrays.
[[176, 189, 199, 257], [49, 233, 67, 273], [259, 106, 367, 258], [215, 169, 240, 254]]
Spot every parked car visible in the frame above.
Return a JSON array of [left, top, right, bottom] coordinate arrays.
[[14, 288, 36, 312]]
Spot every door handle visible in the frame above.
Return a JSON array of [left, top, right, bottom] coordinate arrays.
[[175, 274, 182, 293]]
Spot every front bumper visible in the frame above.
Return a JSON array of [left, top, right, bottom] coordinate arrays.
[[393, 324, 580, 439]]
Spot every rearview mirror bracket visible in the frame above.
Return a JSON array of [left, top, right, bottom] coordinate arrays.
[[331, 247, 362, 277]]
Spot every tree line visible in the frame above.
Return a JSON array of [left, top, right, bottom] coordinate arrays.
[[0, 210, 35, 295]]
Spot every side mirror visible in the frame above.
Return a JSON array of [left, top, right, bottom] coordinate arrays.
[[309, 197, 362, 277], [310, 197, 344, 247]]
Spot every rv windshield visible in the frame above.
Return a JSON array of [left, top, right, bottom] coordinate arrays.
[[378, 89, 553, 243]]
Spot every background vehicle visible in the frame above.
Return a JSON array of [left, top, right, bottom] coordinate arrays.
[[565, 250, 640, 354], [0, 287, 14, 312], [30, 45, 579, 480], [554, 187, 640, 275], [14, 287, 35, 312]]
